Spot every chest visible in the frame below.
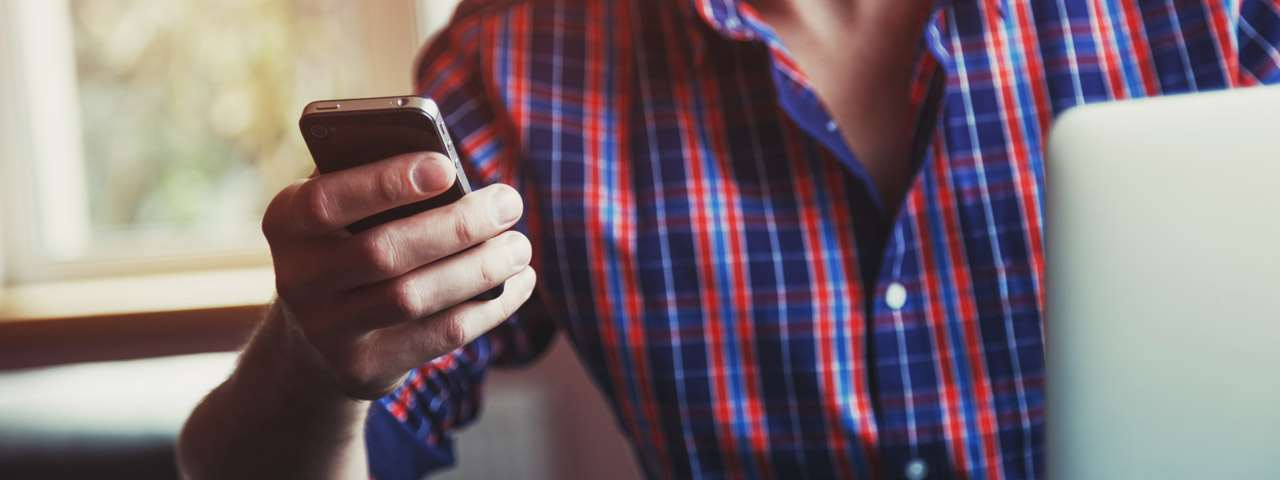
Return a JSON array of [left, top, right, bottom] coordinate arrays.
[[489, 0, 1240, 327], [444, 1, 1255, 476]]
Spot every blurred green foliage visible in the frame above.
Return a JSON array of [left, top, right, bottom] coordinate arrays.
[[70, 0, 370, 242]]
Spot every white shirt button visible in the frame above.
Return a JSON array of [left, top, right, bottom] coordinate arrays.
[[905, 458, 929, 480], [826, 120, 838, 132], [724, 17, 741, 30], [885, 282, 907, 310]]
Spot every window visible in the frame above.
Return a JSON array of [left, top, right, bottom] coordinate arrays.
[[0, 0, 460, 287]]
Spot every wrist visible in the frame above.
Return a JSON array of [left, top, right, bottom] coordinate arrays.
[[180, 300, 372, 479], [232, 301, 368, 412]]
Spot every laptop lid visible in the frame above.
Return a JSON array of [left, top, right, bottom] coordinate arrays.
[[1045, 86, 1280, 479]]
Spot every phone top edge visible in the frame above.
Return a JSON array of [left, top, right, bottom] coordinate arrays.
[[301, 96, 440, 119]]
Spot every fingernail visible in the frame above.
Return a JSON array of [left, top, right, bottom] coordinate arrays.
[[505, 234, 532, 268], [413, 155, 453, 193], [489, 187, 523, 225]]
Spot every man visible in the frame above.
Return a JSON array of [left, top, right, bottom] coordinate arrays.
[[178, 0, 1280, 478]]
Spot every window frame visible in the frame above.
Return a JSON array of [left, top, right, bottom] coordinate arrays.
[[0, 0, 440, 289]]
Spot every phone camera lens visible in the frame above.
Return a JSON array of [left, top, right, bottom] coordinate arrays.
[[310, 125, 329, 138], [396, 98, 408, 106]]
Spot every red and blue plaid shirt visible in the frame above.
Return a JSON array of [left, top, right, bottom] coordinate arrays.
[[364, 0, 1280, 478]]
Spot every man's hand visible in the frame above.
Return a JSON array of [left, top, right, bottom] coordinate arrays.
[[262, 151, 537, 399], [177, 152, 536, 479]]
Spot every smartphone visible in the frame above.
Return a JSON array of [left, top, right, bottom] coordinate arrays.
[[299, 96, 502, 301]]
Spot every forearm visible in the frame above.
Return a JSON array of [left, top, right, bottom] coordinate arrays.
[[177, 302, 370, 479]]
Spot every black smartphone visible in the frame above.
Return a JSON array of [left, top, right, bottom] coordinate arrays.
[[299, 96, 502, 301]]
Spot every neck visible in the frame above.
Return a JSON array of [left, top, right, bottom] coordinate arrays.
[[743, 0, 930, 38], [744, 0, 855, 21], [737, 0, 937, 213]]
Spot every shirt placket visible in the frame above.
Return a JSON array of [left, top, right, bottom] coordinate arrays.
[[866, 6, 959, 479], [714, 0, 964, 475]]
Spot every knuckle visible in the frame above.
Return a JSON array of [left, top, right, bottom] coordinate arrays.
[[476, 249, 506, 287], [374, 167, 410, 205], [385, 279, 422, 321], [296, 182, 335, 232], [450, 209, 481, 247], [438, 311, 469, 350], [354, 233, 399, 277]]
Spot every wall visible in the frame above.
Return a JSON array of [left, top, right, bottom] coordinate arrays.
[[437, 336, 645, 480]]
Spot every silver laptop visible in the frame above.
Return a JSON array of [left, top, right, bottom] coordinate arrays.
[[1045, 85, 1280, 479]]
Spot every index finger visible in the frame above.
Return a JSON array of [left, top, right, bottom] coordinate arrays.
[[289, 151, 457, 236]]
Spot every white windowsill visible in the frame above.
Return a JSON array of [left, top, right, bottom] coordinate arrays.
[[0, 267, 275, 322]]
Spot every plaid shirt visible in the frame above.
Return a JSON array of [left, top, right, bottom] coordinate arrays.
[[364, 0, 1280, 478]]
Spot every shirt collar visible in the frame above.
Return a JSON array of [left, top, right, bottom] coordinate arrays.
[[687, 0, 757, 42], [684, 0, 998, 42], [682, 0, 1002, 72]]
